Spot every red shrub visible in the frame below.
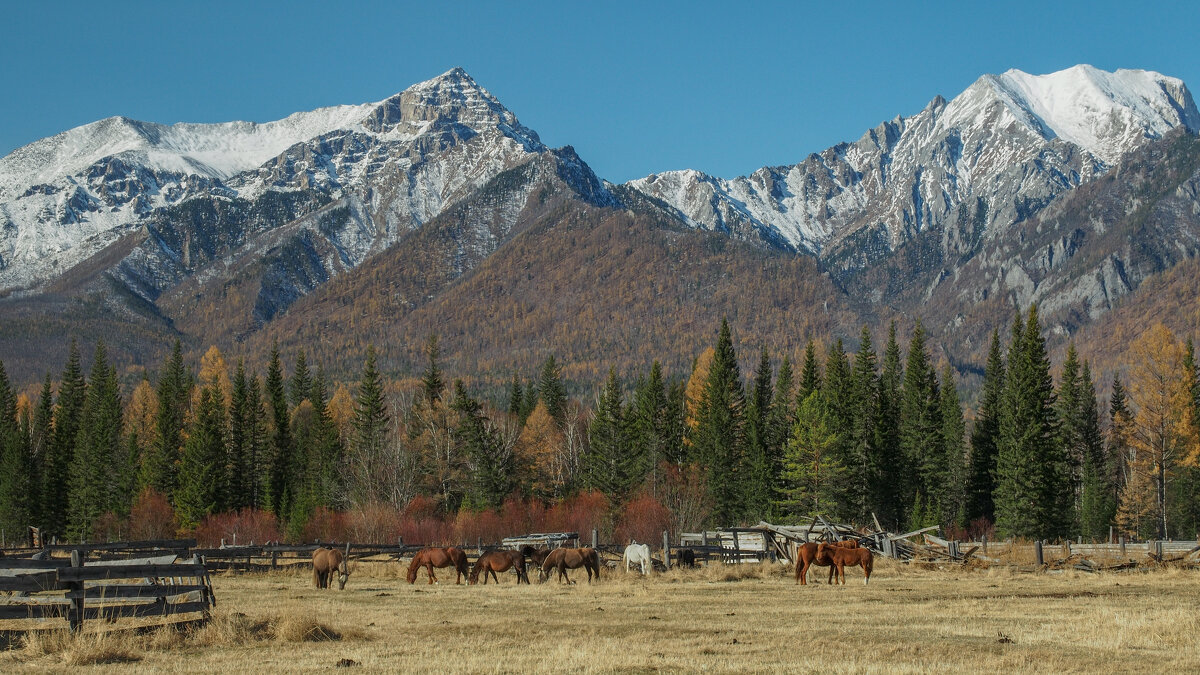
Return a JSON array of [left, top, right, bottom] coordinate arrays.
[[193, 509, 282, 547], [454, 509, 504, 545], [128, 488, 177, 540], [614, 493, 672, 545], [301, 507, 350, 544], [347, 502, 404, 544], [545, 490, 611, 539]]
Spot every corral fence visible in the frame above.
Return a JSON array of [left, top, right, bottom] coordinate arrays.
[[0, 547, 215, 636]]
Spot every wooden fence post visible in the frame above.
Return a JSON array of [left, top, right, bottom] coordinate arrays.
[[1034, 540, 1044, 566], [591, 529, 598, 550], [1119, 536, 1126, 556], [662, 531, 671, 571], [68, 549, 84, 633], [982, 534, 987, 555]]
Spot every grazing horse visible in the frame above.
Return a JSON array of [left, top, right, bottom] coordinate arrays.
[[793, 540, 858, 585], [677, 548, 697, 568], [470, 550, 529, 585], [541, 547, 601, 584], [312, 547, 350, 590], [817, 542, 874, 585], [623, 542, 652, 575], [521, 546, 551, 570], [407, 547, 469, 585]]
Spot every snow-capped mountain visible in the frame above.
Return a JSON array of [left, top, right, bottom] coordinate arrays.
[[627, 65, 1200, 265], [0, 67, 606, 292]]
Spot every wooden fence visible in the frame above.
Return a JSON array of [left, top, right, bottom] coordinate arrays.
[[0, 550, 215, 633]]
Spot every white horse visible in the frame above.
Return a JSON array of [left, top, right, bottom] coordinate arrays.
[[623, 541, 652, 575]]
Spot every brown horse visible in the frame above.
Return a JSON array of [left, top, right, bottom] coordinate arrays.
[[793, 540, 858, 585], [817, 542, 874, 585], [521, 546, 551, 569], [470, 550, 529, 585], [540, 547, 601, 584], [407, 547, 469, 585], [312, 547, 350, 590]]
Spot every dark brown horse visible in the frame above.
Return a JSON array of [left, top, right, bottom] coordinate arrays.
[[793, 540, 857, 585], [470, 550, 529, 585], [540, 547, 601, 584], [817, 542, 874, 585], [407, 547, 469, 585], [312, 547, 350, 590]]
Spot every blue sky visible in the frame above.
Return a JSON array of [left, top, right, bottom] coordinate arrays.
[[2, 1, 1196, 182]]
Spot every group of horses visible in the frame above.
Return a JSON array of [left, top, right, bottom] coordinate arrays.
[[401, 545, 602, 586], [794, 540, 874, 585], [310, 537, 874, 590]]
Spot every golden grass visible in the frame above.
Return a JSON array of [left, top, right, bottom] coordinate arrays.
[[2, 559, 1198, 673]]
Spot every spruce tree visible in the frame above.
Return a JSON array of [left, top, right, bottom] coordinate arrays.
[[899, 322, 941, 524], [227, 361, 251, 511], [939, 364, 967, 527], [289, 349, 312, 408], [691, 319, 746, 525], [176, 379, 228, 528], [421, 335, 445, 405], [1056, 343, 1085, 526], [798, 340, 822, 401], [628, 361, 669, 495], [966, 329, 1004, 527], [1107, 376, 1133, 518], [508, 374, 523, 419], [245, 375, 270, 510], [742, 347, 775, 522], [821, 340, 856, 518], [995, 307, 1070, 539], [584, 368, 629, 501], [765, 355, 795, 507], [1078, 361, 1114, 539], [848, 328, 879, 524], [264, 345, 293, 517], [779, 391, 844, 518], [875, 322, 904, 529], [351, 345, 389, 504], [45, 339, 86, 539], [309, 365, 344, 510], [29, 373, 54, 529], [663, 380, 688, 467], [453, 381, 513, 510], [141, 339, 190, 498], [0, 360, 31, 539], [539, 356, 567, 429], [68, 342, 123, 540]]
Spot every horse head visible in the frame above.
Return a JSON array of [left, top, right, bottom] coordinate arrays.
[[336, 558, 350, 590]]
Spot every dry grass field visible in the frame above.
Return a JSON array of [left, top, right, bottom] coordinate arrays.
[[3, 558, 1199, 673]]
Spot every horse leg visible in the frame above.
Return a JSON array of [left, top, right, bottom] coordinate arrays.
[[427, 564, 437, 585]]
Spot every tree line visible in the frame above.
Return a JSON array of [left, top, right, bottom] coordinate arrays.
[[0, 307, 1196, 545]]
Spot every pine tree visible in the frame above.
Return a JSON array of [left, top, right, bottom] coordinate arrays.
[[539, 356, 567, 429], [45, 339, 85, 539], [289, 349, 312, 408], [875, 322, 904, 529], [421, 335, 445, 405], [690, 319, 746, 525], [764, 355, 795, 512], [663, 380, 688, 467], [966, 329, 1004, 527], [264, 345, 293, 518], [68, 342, 123, 540], [939, 364, 967, 527], [245, 375, 270, 510], [995, 307, 1069, 540], [742, 348, 775, 522], [141, 339, 190, 498], [309, 365, 344, 510], [584, 368, 629, 501], [0, 360, 31, 539], [176, 378, 228, 529], [779, 391, 844, 518], [798, 340, 822, 402]]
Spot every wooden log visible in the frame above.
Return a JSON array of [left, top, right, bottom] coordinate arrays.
[[64, 584, 208, 600], [1035, 540, 1044, 566], [662, 531, 671, 571], [0, 558, 72, 569], [85, 600, 209, 621], [58, 564, 206, 582], [0, 571, 60, 592], [68, 550, 83, 633], [0, 603, 73, 620], [46, 539, 197, 552]]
